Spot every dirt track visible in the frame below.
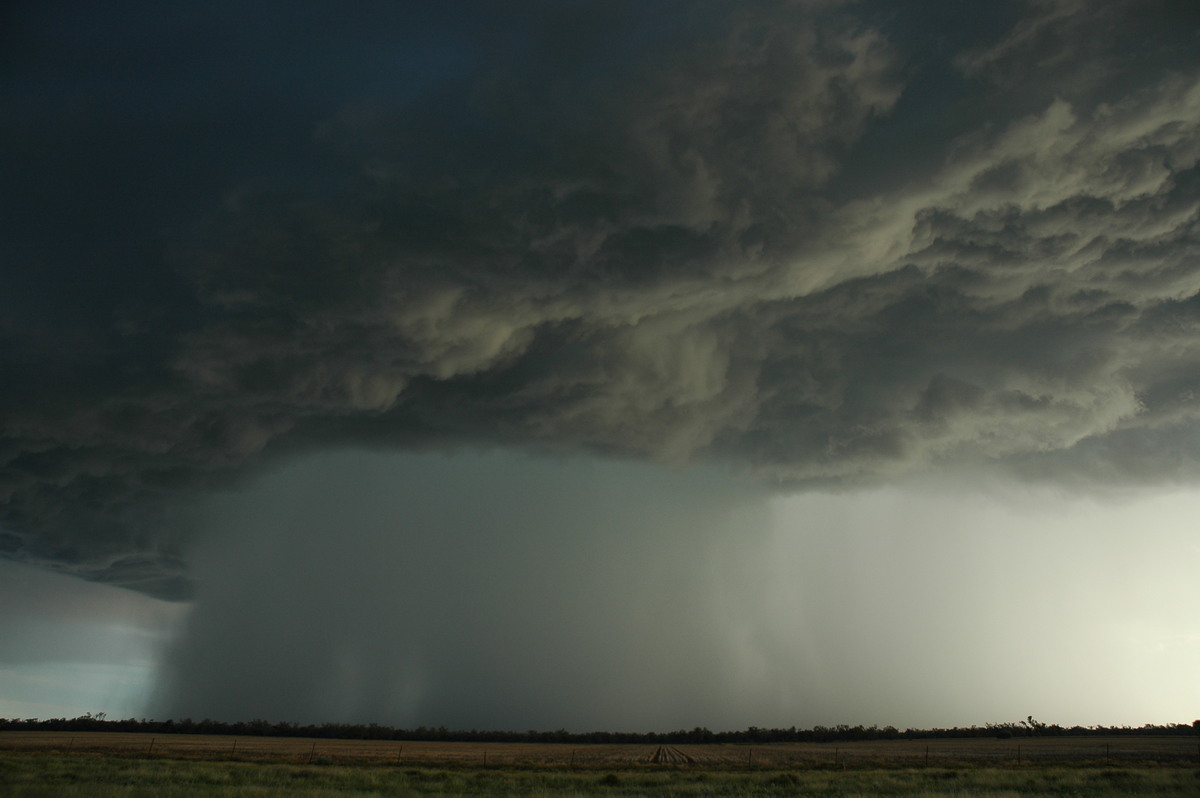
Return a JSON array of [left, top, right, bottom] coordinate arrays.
[[645, 745, 696, 764]]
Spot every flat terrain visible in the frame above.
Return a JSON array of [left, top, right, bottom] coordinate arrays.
[[2, 730, 1197, 768], [4, 733, 1200, 796], [2, 750, 1198, 797]]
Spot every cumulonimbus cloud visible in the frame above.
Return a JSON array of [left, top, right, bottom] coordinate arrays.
[[2, 0, 1198, 597]]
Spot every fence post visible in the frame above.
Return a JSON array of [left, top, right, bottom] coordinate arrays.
[[308, 740, 316, 763]]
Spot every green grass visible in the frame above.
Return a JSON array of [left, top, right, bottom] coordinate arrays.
[[2, 752, 1198, 797]]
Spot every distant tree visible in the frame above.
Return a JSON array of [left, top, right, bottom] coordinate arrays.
[[1020, 715, 1047, 735]]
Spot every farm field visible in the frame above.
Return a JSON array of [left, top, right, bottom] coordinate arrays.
[[2, 730, 1197, 767], [2, 733, 1198, 796]]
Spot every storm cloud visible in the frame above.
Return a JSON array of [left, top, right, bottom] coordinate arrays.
[[2, 0, 1200, 729]]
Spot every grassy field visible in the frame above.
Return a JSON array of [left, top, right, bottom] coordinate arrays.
[[2, 733, 1198, 796], [2, 731, 1197, 767]]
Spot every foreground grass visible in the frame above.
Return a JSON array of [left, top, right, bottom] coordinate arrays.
[[2, 753, 1198, 797]]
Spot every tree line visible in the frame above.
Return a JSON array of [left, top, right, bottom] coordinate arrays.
[[1, 714, 1197, 743]]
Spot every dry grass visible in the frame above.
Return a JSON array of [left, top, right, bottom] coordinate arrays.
[[2, 731, 1196, 769], [3, 736, 1198, 797], [2, 748, 1199, 798]]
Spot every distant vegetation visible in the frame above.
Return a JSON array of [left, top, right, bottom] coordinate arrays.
[[2, 714, 1196, 743]]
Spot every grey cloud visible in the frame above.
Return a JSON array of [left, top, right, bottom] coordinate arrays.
[[954, 0, 1199, 102], [2, 0, 1199, 597], [713, 71, 1199, 479]]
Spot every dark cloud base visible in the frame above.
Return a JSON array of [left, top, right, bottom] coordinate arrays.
[[2, 0, 1199, 601]]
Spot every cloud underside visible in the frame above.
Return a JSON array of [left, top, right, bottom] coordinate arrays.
[[2, 0, 1199, 597]]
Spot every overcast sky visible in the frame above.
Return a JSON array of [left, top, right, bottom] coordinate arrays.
[[2, 0, 1198, 730]]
